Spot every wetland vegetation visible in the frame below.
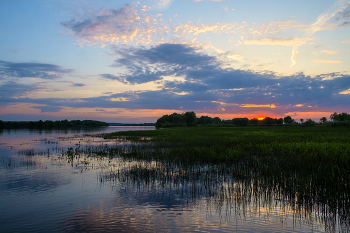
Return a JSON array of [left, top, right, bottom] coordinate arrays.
[[99, 126, 350, 231], [2, 116, 350, 232]]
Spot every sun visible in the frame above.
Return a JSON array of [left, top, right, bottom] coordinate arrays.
[[258, 117, 265, 120]]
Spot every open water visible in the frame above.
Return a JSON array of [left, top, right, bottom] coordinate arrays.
[[0, 127, 346, 232]]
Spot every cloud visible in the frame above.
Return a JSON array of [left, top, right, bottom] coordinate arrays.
[[339, 21, 350, 26], [313, 60, 342, 64], [154, 0, 174, 10], [334, 5, 350, 26], [72, 83, 85, 87], [0, 60, 72, 79], [31, 106, 63, 113], [320, 50, 338, 54], [290, 0, 350, 67], [3, 44, 349, 117], [244, 37, 308, 46], [0, 81, 39, 98], [106, 43, 218, 84], [61, 4, 166, 47], [173, 22, 239, 36], [2, 71, 350, 117]]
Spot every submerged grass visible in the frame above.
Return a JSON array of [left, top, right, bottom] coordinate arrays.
[[51, 126, 350, 231], [102, 126, 350, 227]]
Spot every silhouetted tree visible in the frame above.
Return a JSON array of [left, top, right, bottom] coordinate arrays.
[[232, 118, 249, 126], [249, 118, 259, 125], [212, 117, 221, 124], [302, 119, 316, 127], [283, 116, 294, 124], [276, 118, 284, 125], [155, 115, 169, 128], [262, 117, 276, 125], [320, 117, 327, 124], [184, 111, 197, 127]]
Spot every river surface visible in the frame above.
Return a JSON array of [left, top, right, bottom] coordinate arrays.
[[0, 127, 346, 232]]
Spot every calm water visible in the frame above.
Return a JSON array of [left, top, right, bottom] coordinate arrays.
[[0, 127, 346, 232]]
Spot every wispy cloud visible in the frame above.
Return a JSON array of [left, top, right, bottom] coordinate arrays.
[[0, 81, 39, 98], [0, 60, 73, 79], [154, 0, 174, 10], [244, 37, 308, 46], [313, 60, 342, 63], [32, 106, 63, 113], [320, 50, 338, 54], [290, 0, 350, 67]]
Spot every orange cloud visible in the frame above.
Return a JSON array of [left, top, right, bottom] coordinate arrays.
[[320, 50, 338, 54], [313, 60, 342, 64]]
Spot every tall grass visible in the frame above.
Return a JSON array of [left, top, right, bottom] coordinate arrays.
[[102, 126, 350, 228]]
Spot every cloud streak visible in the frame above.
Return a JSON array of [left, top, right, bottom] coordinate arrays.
[[290, 0, 350, 67], [0, 60, 73, 79]]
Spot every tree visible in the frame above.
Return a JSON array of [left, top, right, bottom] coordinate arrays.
[[212, 117, 221, 124], [330, 112, 339, 122], [283, 116, 294, 124], [300, 119, 304, 123], [276, 118, 283, 125], [197, 116, 212, 125], [155, 111, 196, 128], [155, 115, 169, 128], [320, 117, 327, 124], [339, 113, 349, 121], [262, 117, 276, 125], [249, 118, 259, 125], [303, 119, 316, 127], [184, 111, 197, 127]]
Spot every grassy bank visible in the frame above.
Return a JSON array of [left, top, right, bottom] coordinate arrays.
[[104, 127, 350, 172]]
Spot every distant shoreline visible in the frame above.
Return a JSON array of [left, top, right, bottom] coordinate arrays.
[[108, 123, 155, 126]]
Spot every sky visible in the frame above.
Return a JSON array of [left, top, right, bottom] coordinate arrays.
[[0, 0, 349, 123]]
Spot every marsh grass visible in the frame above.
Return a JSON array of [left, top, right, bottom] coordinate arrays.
[[104, 127, 350, 175], [101, 126, 350, 231], [48, 127, 350, 231]]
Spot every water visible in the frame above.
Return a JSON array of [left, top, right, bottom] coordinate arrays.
[[0, 127, 347, 232]]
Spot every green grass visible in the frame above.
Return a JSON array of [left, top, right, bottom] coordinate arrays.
[[104, 126, 350, 199], [104, 127, 350, 172], [102, 127, 350, 226]]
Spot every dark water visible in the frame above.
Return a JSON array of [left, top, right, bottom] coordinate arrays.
[[0, 127, 346, 232]]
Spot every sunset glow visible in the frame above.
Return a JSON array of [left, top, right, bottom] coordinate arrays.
[[1, 0, 349, 123]]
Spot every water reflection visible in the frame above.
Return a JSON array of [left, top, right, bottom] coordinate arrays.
[[0, 128, 349, 232], [99, 160, 350, 232]]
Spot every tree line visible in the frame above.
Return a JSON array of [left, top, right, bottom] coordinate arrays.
[[0, 119, 109, 129], [156, 112, 350, 128]]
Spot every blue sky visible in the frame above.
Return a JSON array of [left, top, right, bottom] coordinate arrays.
[[0, 0, 349, 123]]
